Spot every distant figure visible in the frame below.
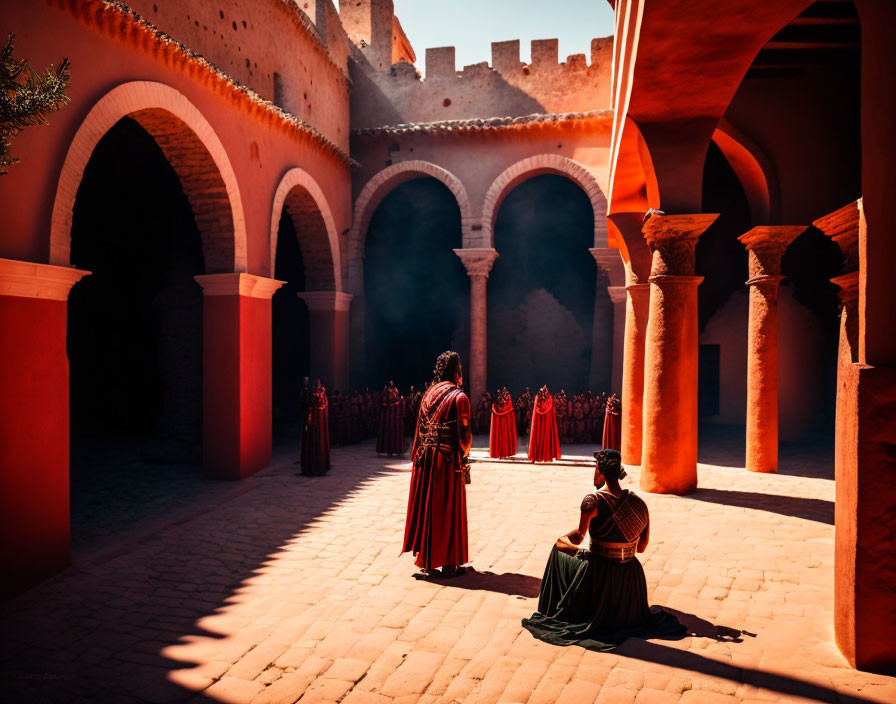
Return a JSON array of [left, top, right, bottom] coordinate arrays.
[[602, 394, 622, 451], [489, 387, 517, 459], [528, 385, 561, 462], [349, 389, 364, 443], [402, 351, 472, 578], [522, 450, 685, 650], [297, 376, 311, 443], [377, 380, 405, 456], [516, 386, 533, 436], [556, 389, 570, 443], [300, 379, 330, 476]]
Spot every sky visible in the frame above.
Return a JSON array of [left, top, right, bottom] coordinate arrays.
[[389, 0, 615, 74]]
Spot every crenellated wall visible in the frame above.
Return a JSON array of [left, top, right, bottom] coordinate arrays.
[[350, 36, 613, 129], [125, 0, 352, 149]]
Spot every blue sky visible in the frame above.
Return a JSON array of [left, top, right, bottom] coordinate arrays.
[[390, 0, 615, 74]]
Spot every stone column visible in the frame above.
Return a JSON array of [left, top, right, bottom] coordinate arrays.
[[589, 247, 626, 393], [621, 269, 651, 466], [738, 226, 806, 473], [297, 291, 354, 392], [195, 273, 284, 480], [345, 255, 366, 389], [0, 258, 89, 599], [453, 248, 499, 402], [640, 211, 718, 494]]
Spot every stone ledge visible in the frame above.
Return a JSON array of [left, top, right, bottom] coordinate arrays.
[[0, 257, 90, 300]]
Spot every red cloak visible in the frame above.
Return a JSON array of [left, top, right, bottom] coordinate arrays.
[[377, 385, 406, 455], [602, 397, 622, 451], [301, 389, 330, 475], [528, 392, 561, 462], [402, 381, 472, 570], [489, 396, 517, 458]]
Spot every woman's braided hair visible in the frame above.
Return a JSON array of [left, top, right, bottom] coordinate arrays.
[[432, 350, 461, 385], [594, 449, 625, 480]]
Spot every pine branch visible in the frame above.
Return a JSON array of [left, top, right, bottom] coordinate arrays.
[[0, 33, 71, 175]]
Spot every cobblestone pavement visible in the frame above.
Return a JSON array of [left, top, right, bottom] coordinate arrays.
[[2, 432, 895, 704]]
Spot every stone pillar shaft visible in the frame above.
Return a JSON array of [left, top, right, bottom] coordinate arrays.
[[640, 212, 717, 494], [297, 291, 354, 393], [739, 226, 805, 473], [0, 258, 89, 599], [621, 275, 650, 465], [589, 247, 625, 393], [195, 273, 284, 481], [454, 248, 498, 402]]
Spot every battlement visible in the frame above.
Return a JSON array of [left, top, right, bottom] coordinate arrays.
[[422, 37, 612, 80]]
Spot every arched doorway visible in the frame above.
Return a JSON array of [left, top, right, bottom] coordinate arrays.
[[67, 116, 207, 548], [488, 175, 599, 395], [364, 178, 467, 389]]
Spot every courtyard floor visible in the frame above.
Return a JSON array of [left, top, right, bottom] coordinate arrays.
[[2, 431, 895, 703]]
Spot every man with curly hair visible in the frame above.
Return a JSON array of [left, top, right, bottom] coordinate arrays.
[[401, 350, 473, 578]]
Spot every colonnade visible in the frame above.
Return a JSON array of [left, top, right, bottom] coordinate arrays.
[[613, 204, 860, 493]]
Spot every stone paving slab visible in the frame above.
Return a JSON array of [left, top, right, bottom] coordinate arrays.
[[1, 434, 895, 703]]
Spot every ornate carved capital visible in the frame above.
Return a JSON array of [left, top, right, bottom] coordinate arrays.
[[194, 273, 286, 299], [0, 258, 90, 300], [812, 199, 860, 273], [738, 225, 806, 284], [297, 290, 354, 312], [453, 248, 499, 279], [589, 247, 626, 287], [641, 211, 719, 277]]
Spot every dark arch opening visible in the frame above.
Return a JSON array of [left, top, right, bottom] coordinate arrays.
[[488, 174, 599, 396], [272, 213, 311, 442], [364, 178, 467, 390], [67, 116, 205, 550]]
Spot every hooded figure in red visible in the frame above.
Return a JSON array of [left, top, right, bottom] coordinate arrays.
[[402, 351, 472, 578], [489, 387, 517, 458], [602, 393, 622, 451], [528, 385, 561, 462], [300, 379, 330, 476], [377, 380, 405, 456]]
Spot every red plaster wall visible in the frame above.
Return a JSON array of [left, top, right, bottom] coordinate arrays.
[[126, 0, 351, 149], [0, 297, 71, 599], [0, 2, 351, 274], [240, 296, 274, 473], [202, 295, 242, 479]]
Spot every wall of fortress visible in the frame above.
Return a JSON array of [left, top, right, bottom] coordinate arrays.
[[350, 36, 613, 129], [125, 0, 351, 150]]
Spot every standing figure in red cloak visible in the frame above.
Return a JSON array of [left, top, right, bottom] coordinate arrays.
[[572, 394, 586, 443], [300, 379, 330, 476], [489, 387, 517, 458], [403, 351, 472, 578], [529, 385, 562, 462], [603, 393, 622, 451], [377, 380, 406, 456]]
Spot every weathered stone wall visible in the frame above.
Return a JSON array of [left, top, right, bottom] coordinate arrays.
[[350, 36, 613, 129], [126, 0, 351, 149]]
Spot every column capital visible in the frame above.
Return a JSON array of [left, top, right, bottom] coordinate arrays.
[[297, 290, 354, 312], [589, 247, 626, 287], [607, 285, 627, 305], [642, 210, 719, 277], [831, 270, 859, 306], [812, 199, 860, 272], [195, 273, 285, 299], [739, 225, 806, 284], [453, 248, 498, 278], [0, 257, 90, 300]]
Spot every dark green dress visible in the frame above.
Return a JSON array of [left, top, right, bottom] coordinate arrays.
[[522, 490, 686, 650]]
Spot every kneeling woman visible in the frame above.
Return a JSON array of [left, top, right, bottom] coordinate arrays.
[[522, 449, 685, 650]]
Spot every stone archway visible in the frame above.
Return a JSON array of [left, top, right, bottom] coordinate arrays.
[[481, 154, 608, 249], [270, 167, 342, 291], [51, 81, 246, 273]]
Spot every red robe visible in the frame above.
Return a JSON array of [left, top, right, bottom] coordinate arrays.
[[301, 390, 330, 475], [602, 399, 622, 451], [377, 386, 406, 455], [489, 396, 517, 458], [528, 393, 561, 462], [402, 381, 472, 570]]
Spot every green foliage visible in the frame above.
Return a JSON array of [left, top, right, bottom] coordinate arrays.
[[0, 33, 70, 175]]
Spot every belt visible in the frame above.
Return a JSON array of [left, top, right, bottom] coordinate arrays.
[[591, 539, 638, 563]]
